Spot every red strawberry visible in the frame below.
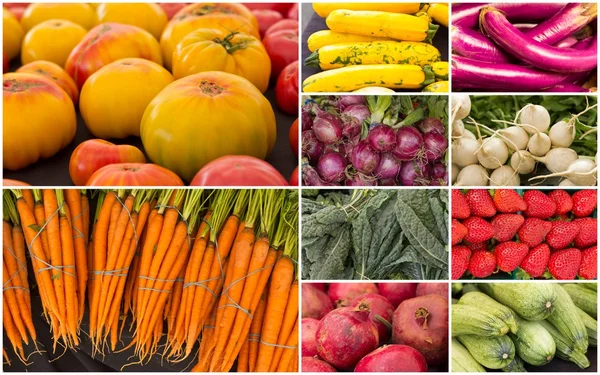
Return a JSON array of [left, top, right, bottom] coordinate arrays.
[[452, 219, 468, 245], [518, 218, 553, 248], [572, 190, 597, 217], [491, 214, 524, 242], [548, 248, 582, 280], [545, 221, 580, 250], [548, 190, 573, 215], [519, 244, 550, 278], [466, 189, 497, 217], [452, 190, 471, 219], [467, 242, 487, 252], [452, 245, 471, 280], [463, 217, 494, 243], [573, 218, 597, 249], [523, 190, 557, 219], [494, 241, 529, 272], [493, 189, 527, 213], [579, 246, 597, 280], [468, 251, 496, 278]]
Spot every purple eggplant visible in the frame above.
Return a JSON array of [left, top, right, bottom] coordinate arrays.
[[452, 3, 566, 29], [545, 83, 591, 92], [554, 36, 579, 48], [481, 7, 597, 73], [526, 3, 597, 45], [451, 55, 568, 91], [451, 25, 512, 63]]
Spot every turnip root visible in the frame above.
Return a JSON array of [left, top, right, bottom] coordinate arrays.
[[392, 294, 448, 366], [477, 137, 509, 169], [518, 104, 550, 134], [452, 94, 471, 121], [498, 126, 529, 151], [377, 283, 418, 308], [351, 293, 394, 344], [416, 283, 448, 299], [302, 318, 320, 357], [303, 284, 334, 319], [354, 345, 428, 372], [548, 120, 575, 147], [489, 165, 520, 186], [510, 151, 536, 174], [452, 138, 480, 167], [302, 357, 337, 372], [559, 179, 577, 186], [463, 130, 476, 140], [456, 164, 489, 186], [527, 132, 551, 156], [452, 119, 465, 138], [529, 158, 597, 186], [451, 164, 460, 184], [317, 305, 379, 369], [530, 148, 578, 173], [328, 283, 378, 305]]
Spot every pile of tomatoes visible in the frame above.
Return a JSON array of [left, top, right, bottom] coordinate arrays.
[[2, 2, 299, 186]]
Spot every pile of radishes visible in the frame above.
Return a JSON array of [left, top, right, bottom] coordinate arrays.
[[452, 94, 598, 186], [301, 282, 449, 372]]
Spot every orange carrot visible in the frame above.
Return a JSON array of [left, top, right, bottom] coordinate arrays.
[[65, 189, 87, 322], [106, 194, 122, 255], [276, 318, 298, 372], [270, 281, 299, 371], [32, 198, 50, 260], [2, 261, 29, 344], [3, 296, 25, 363], [21, 189, 34, 213], [237, 339, 249, 372], [11, 225, 30, 310], [81, 191, 90, 247], [248, 292, 267, 372], [58, 197, 79, 345]]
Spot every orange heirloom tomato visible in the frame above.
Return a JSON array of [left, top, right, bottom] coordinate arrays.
[[65, 23, 163, 89], [173, 28, 271, 92], [20, 3, 97, 31], [80, 58, 173, 139], [17, 60, 79, 103], [3, 8, 24, 61], [3, 73, 76, 170], [3, 179, 30, 186], [85, 163, 184, 186], [69, 139, 146, 186], [160, 13, 259, 69], [95, 3, 168, 40], [141, 71, 276, 182], [174, 3, 258, 30], [21, 19, 87, 67]]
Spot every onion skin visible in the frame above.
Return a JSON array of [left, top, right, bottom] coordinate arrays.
[[423, 131, 448, 162], [375, 152, 402, 179], [392, 127, 423, 161], [351, 140, 381, 175], [481, 7, 597, 73], [527, 3, 598, 45], [317, 152, 347, 182], [313, 112, 343, 144], [451, 25, 512, 63], [368, 124, 396, 152], [302, 130, 324, 164], [452, 3, 567, 29]]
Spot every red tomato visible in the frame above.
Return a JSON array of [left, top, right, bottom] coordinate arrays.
[[289, 118, 299, 157], [190, 155, 288, 186], [287, 3, 298, 19], [276, 61, 298, 115], [289, 166, 299, 186], [265, 19, 298, 36], [263, 29, 298, 80], [243, 3, 292, 15], [3, 179, 30, 186], [69, 139, 147, 186], [158, 3, 188, 20], [86, 163, 184, 186], [251, 9, 283, 38]]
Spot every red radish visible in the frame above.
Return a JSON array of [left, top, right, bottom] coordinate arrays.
[[303, 284, 334, 320], [316, 305, 379, 369], [354, 345, 428, 372], [328, 283, 378, 304], [377, 283, 418, 308], [416, 283, 448, 299], [351, 293, 394, 344], [392, 294, 449, 366], [302, 318, 320, 357], [302, 357, 337, 372]]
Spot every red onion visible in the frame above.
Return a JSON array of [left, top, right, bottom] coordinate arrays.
[[317, 152, 347, 182], [302, 130, 324, 164], [339, 95, 366, 109], [392, 127, 423, 161], [345, 172, 378, 186], [375, 152, 402, 179], [367, 124, 396, 152], [342, 104, 370, 139], [400, 160, 430, 186], [378, 178, 398, 186], [313, 112, 343, 144], [417, 117, 445, 134], [423, 131, 448, 161], [339, 140, 357, 161], [301, 105, 313, 131], [430, 162, 448, 185], [302, 163, 337, 186], [351, 140, 381, 175]]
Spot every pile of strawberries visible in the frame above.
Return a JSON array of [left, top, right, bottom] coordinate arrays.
[[452, 189, 597, 280]]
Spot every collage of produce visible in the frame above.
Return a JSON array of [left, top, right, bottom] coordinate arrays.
[[1, 1, 599, 374]]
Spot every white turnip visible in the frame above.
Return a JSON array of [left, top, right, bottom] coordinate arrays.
[[527, 132, 551, 157], [452, 164, 460, 183], [477, 137, 509, 169], [498, 126, 529, 151], [530, 148, 578, 173], [456, 164, 489, 186], [548, 120, 575, 147], [463, 130, 476, 140], [518, 104, 550, 134], [510, 151, 536, 174], [452, 138, 480, 167], [529, 158, 597, 186], [452, 94, 471, 121], [559, 179, 577, 186], [452, 119, 465, 138], [489, 165, 520, 186]]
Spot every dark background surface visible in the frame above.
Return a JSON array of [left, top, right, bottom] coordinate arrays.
[[3, 61, 298, 186], [300, 4, 449, 91]]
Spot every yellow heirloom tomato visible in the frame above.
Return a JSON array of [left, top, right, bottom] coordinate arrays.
[[141, 71, 276, 181], [173, 29, 271, 92], [21, 3, 97, 31], [80, 58, 173, 139], [3, 8, 25, 61], [95, 3, 168, 40], [3, 73, 76, 170], [174, 3, 259, 30], [21, 19, 87, 67]]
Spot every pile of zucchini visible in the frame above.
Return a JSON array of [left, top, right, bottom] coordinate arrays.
[[302, 3, 449, 93], [451, 283, 597, 372]]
